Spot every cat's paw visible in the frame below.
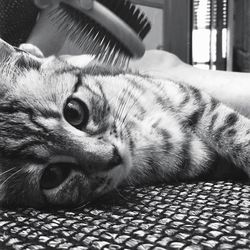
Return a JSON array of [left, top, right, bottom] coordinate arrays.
[[19, 43, 44, 58]]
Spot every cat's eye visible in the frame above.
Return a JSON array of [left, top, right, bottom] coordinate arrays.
[[40, 163, 72, 190], [63, 98, 89, 128]]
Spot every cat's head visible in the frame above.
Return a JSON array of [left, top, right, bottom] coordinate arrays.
[[0, 39, 132, 208]]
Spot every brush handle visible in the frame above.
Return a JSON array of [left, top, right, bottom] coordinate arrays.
[[62, 0, 145, 58], [34, 0, 93, 10], [33, 0, 60, 9]]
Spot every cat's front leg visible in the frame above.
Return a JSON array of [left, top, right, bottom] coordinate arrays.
[[128, 112, 215, 184], [198, 103, 250, 178], [177, 84, 250, 178]]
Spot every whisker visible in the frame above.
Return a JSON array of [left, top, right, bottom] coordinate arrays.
[[119, 85, 145, 130], [115, 85, 139, 132], [120, 94, 137, 128], [0, 167, 16, 178], [117, 89, 134, 129], [117, 88, 131, 119], [114, 87, 128, 123], [113, 88, 124, 121], [73, 201, 91, 211], [114, 187, 129, 202], [1, 168, 23, 187]]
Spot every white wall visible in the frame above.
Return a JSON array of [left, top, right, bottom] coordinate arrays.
[[139, 6, 163, 50]]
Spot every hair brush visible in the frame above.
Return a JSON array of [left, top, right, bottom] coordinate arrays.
[[0, 0, 151, 67]]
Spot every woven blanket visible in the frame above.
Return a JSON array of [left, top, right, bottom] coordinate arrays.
[[0, 181, 250, 250]]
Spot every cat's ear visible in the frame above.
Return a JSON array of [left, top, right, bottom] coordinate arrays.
[[0, 39, 16, 62], [0, 39, 43, 72]]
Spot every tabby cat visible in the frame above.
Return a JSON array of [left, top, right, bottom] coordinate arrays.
[[0, 38, 249, 208]]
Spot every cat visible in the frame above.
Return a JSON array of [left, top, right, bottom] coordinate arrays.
[[0, 38, 249, 208]]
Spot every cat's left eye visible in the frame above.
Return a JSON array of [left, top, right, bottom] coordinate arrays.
[[63, 98, 89, 128]]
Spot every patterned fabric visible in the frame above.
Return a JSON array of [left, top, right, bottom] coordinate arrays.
[[0, 0, 39, 46], [0, 181, 250, 249]]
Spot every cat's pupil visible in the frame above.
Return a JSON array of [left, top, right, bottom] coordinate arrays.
[[63, 99, 89, 128], [40, 164, 72, 190], [66, 102, 82, 124]]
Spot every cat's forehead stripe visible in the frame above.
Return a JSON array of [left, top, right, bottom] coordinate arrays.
[[73, 73, 83, 93]]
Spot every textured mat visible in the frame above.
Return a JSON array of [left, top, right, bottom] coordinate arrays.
[[0, 181, 250, 250]]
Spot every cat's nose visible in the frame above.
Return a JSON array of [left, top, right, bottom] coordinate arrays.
[[106, 147, 123, 170], [83, 146, 122, 174]]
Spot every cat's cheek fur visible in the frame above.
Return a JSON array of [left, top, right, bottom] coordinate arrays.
[[127, 113, 186, 183], [0, 184, 6, 204]]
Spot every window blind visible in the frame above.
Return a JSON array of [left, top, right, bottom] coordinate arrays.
[[192, 0, 228, 70], [193, 0, 228, 30]]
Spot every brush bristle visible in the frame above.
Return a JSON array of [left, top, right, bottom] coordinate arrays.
[[49, 0, 151, 68], [97, 0, 151, 39]]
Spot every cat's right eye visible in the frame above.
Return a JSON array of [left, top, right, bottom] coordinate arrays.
[[63, 98, 89, 129]]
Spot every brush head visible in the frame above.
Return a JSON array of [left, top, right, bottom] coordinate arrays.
[[50, 0, 151, 67]]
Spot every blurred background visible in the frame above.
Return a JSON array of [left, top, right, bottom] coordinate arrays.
[[131, 0, 249, 72]]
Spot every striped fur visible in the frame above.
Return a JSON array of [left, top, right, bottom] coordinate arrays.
[[0, 40, 249, 208]]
